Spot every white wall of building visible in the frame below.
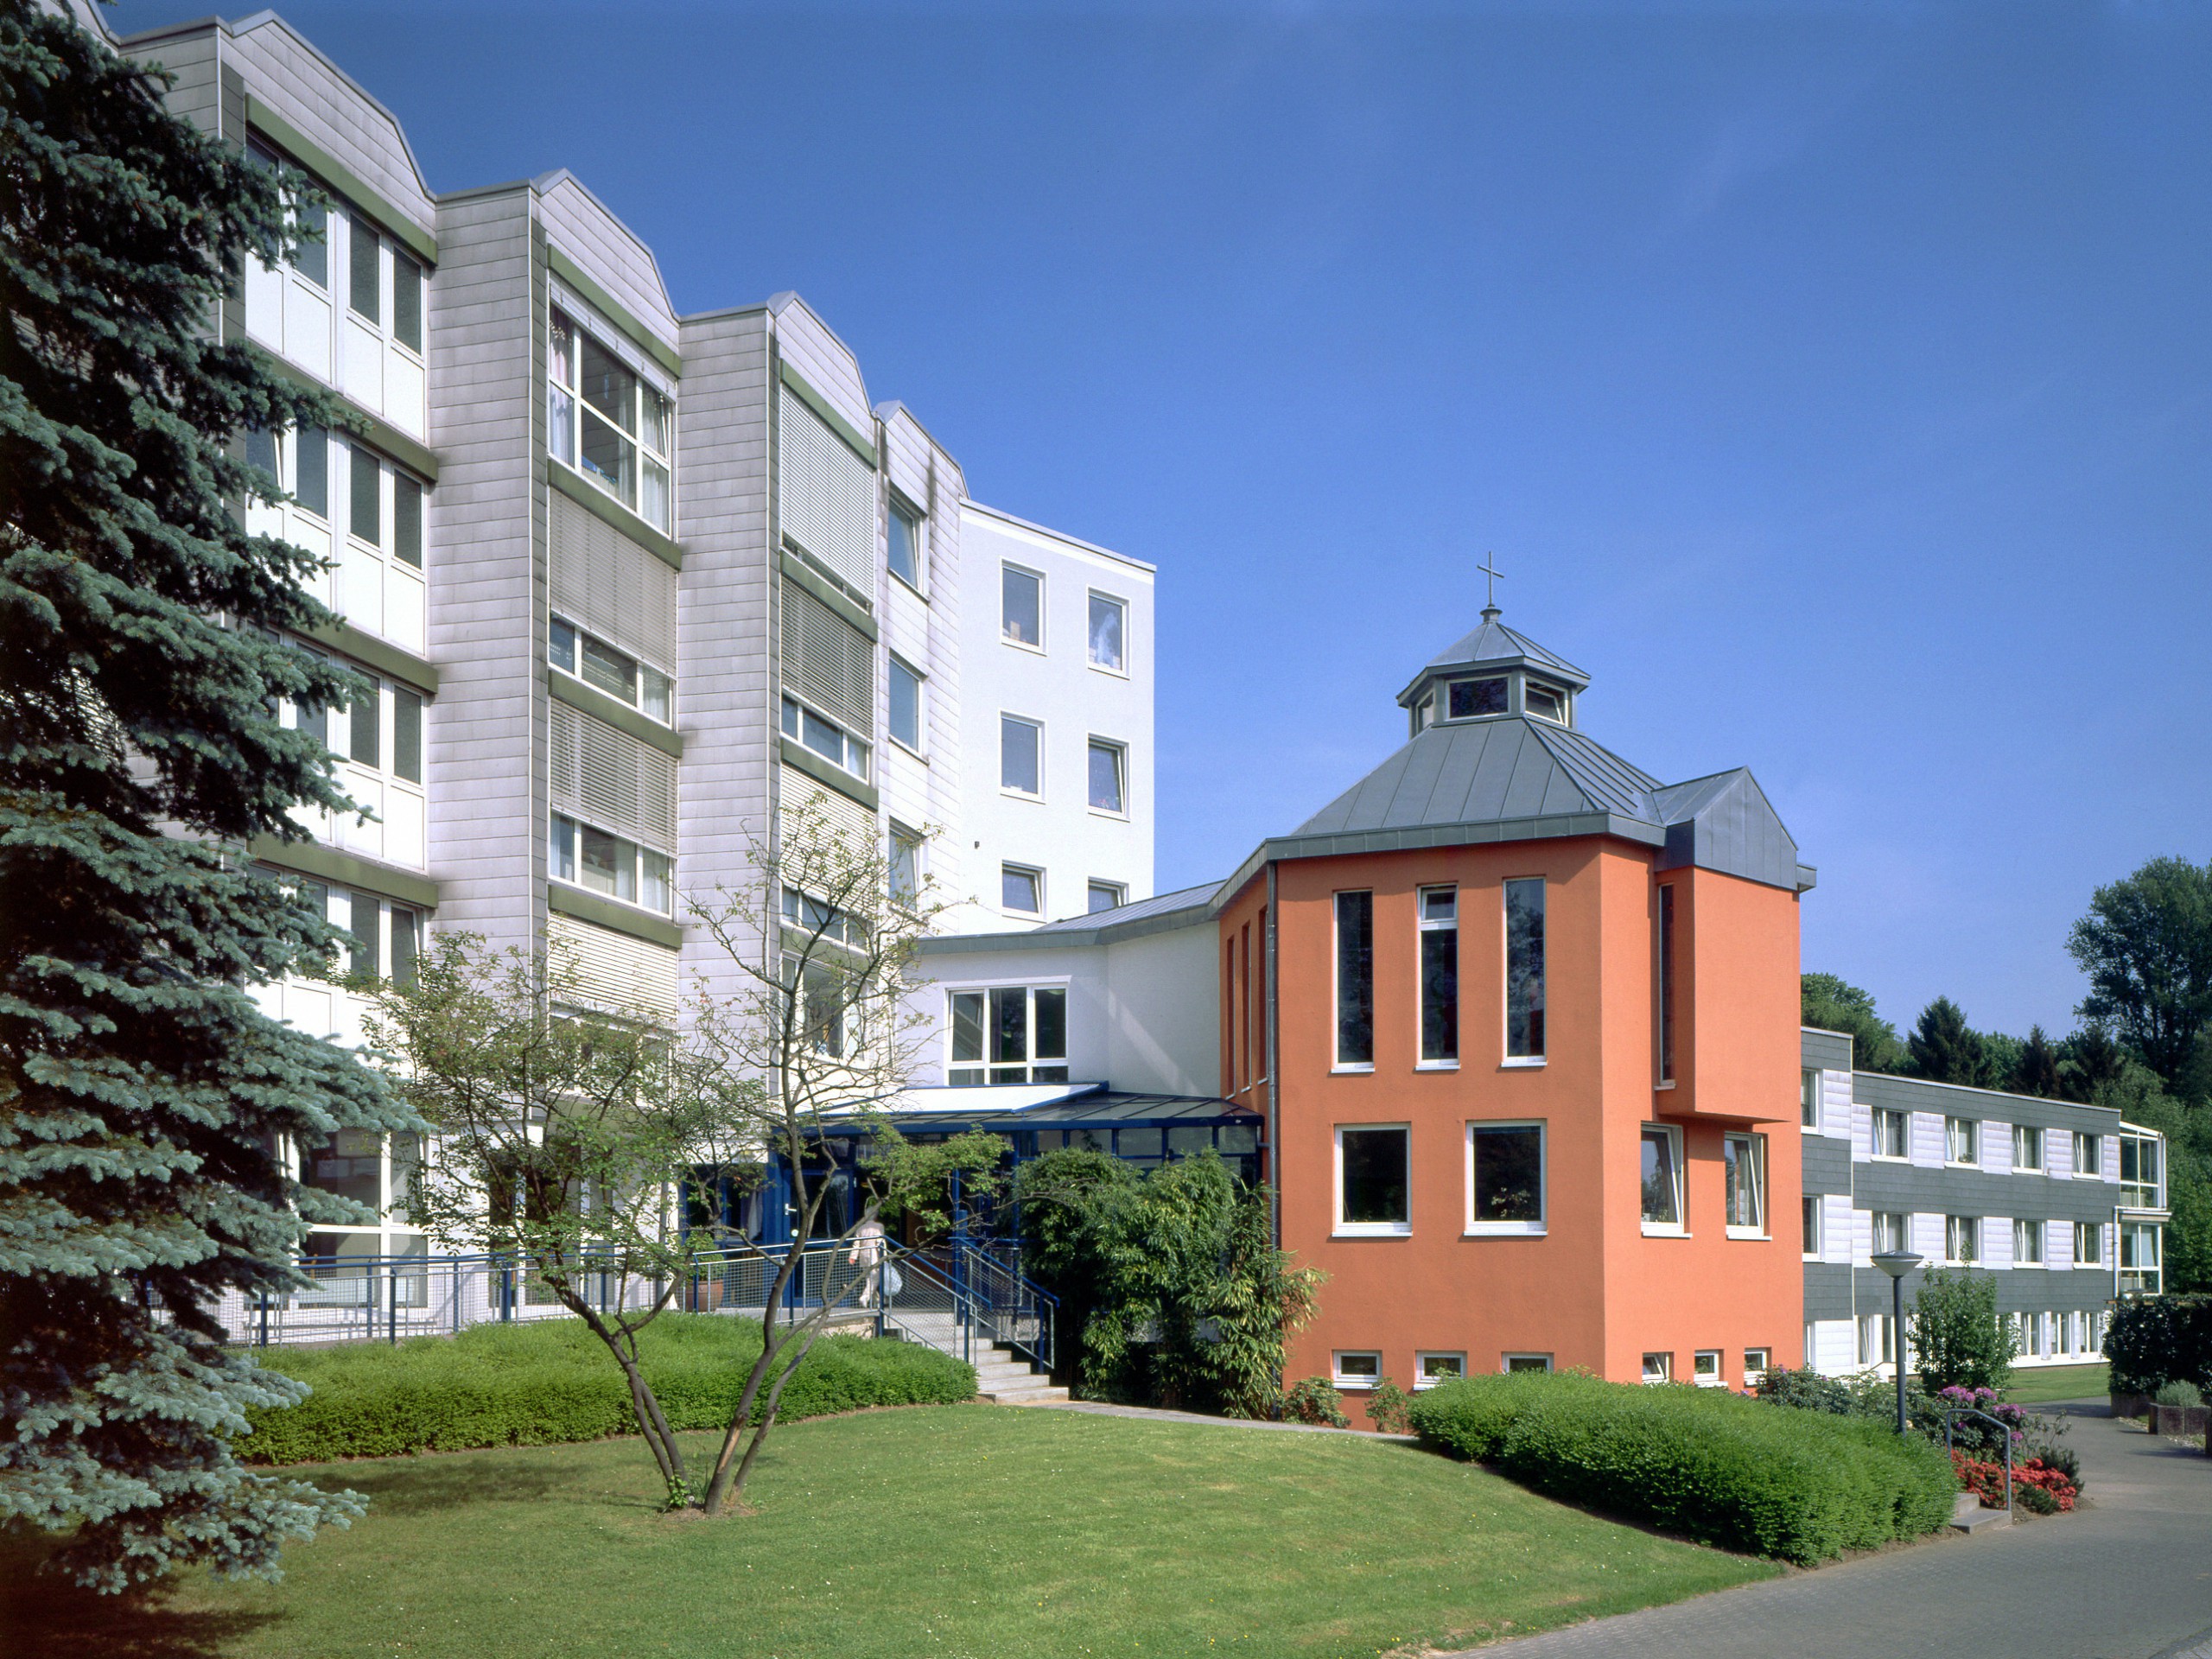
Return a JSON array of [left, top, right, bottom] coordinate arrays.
[[910, 918, 1217, 1096], [950, 503, 1154, 931]]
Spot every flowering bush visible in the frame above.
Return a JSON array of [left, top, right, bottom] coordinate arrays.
[[1951, 1449, 2077, 1513], [1934, 1386, 2029, 1456]]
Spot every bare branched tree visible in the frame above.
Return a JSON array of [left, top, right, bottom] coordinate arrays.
[[362, 933, 758, 1507], [684, 797, 1007, 1514]]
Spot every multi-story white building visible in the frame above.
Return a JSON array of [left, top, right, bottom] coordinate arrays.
[[110, 7, 1156, 1277], [950, 503, 1154, 931]]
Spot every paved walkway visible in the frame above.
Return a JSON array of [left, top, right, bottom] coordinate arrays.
[[1463, 1402, 2212, 1658]]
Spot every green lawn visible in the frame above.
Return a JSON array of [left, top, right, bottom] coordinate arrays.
[[2003, 1363, 2109, 1404], [8, 1406, 1777, 1659]]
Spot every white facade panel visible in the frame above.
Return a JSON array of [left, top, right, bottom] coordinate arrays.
[[952, 505, 1154, 931]]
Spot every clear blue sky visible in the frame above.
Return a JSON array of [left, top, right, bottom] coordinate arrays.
[[117, 1, 2212, 1043]]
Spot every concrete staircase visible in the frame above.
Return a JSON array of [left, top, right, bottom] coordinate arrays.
[[1950, 1490, 2011, 1533], [887, 1311, 1067, 1404]]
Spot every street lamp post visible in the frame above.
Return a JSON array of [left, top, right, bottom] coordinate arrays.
[[1872, 1249, 1923, 1435]]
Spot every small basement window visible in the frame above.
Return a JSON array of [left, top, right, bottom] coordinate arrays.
[[1332, 1351, 1382, 1389], [1415, 1352, 1465, 1389], [1692, 1350, 1724, 1387], [1641, 1352, 1673, 1385]]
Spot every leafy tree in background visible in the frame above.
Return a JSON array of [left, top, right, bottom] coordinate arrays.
[[2057, 1025, 2127, 1105], [2068, 856, 2212, 1090], [2011, 1025, 2061, 1098], [1801, 973, 1905, 1072], [1908, 996, 1988, 1088], [1, 0, 405, 1587]]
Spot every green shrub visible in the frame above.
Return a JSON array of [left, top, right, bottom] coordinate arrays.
[[1910, 1269, 2015, 1393], [1280, 1376, 1347, 1427], [238, 1316, 975, 1465], [2152, 1379, 2204, 1409], [1407, 1373, 1956, 1566], [2106, 1294, 2212, 1395], [1365, 1376, 1413, 1435]]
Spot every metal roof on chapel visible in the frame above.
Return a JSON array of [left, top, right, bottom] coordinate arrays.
[[1208, 609, 1816, 908]]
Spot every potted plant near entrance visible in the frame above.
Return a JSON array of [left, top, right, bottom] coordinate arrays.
[[2149, 1381, 2209, 1440]]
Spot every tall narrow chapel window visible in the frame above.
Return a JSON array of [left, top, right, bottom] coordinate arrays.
[[1505, 878, 1546, 1059], [1335, 891, 1373, 1067]]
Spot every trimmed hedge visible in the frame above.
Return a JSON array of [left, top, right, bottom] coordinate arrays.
[[1406, 1371, 1956, 1566], [2106, 1295, 2212, 1396], [238, 1315, 976, 1464]]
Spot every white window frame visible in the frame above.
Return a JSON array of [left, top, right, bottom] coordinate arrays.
[[889, 823, 924, 911], [1464, 1120, 1546, 1237], [551, 614, 674, 727], [1001, 561, 1046, 652], [1501, 1353, 1554, 1375], [549, 811, 674, 917], [2013, 1217, 2045, 1266], [887, 655, 925, 756], [1859, 1312, 1894, 1369], [1640, 1351, 1674, 1385], [1332, 1351, 1382, 1390], [1086, 588, 1128, 676], [280, 668, 429, 871], [999, 863, 1045, 918], [2072, 1131, 2101, 1178], [1871, 1107, 1910, 1160], [1945, 1214, 1980, 1265], [1333, 1122, 1411, 1238], [1501, 875, 1547, 1066], [2074, 1219, 2101, 1267], [2012, 1123, 2045, 1173], [1086, 735, 1128, 818], [1872, 1210, 1909, 1256], [1801, 1068, 1820, 1129], [1000, 713, 1044, 799], [782, 693, 870, 782], [1945, 1116, 1979, 1166], [1640, 1122, 1687, 1236], [1414, 1352, 1467, 1389], [1802, 1193, 1822, 1261], [944, 981, 1070, 1086], [547, 305, 674, 536], [1743, 1346, 1772, 1383], [1691, 1350, 1725, 1387], [1332, 889, 1375, 1074], [887, 493, 925, 594], [1416, 885, 1459, 1071], [1723, 1132, 1767, 1238], [1086, 880, 1127, 914]]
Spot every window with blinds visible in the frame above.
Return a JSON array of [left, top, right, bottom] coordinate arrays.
[[780, 577, 874, 735], [550, 492, 677, 671], [549, 699, 677, 852], [778, 384, 875, 597]]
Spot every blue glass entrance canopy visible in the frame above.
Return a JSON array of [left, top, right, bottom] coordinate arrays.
[[855, 1082, 1263, 1178]]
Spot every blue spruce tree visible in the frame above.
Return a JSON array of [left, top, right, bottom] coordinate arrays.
[[1, 0, 410, 1588]]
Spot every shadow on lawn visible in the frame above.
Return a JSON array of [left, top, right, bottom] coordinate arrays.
[[313, 1446, 579, 1516], [0, 1529, 286, 1659]]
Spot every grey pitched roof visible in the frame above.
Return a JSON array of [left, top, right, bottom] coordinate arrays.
[[1294, 718, 1659, 838], [1396, 613, 1591, 704], [1211, 719, 1811, 911], [918, 881, 1223, 956]]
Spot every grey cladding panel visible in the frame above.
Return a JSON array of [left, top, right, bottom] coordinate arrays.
[[1853, 1071, 2121, 1135], [1852, 1268, 2107, 1317], [1850, 1167, 2119, 1224], [1655, 770, 1801, 891], [1802, 1135, 1853, 1195], [1802, 1029, 1853, 1071], [1803, 1264, 1854, 1321]]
